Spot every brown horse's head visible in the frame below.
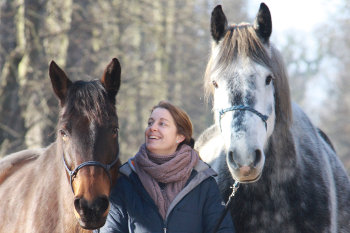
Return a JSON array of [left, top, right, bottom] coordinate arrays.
[[49, 58, 121, 229]]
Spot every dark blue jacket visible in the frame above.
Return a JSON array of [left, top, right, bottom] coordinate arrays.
[[95, 160, 235, 233]]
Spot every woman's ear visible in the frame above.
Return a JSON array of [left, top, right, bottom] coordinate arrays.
[[176, 135, 186, 144]]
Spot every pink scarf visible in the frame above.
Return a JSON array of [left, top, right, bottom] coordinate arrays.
[[133, 144, 199, 219]]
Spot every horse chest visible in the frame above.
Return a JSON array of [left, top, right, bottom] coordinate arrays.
[[230, 186, 330, 233]]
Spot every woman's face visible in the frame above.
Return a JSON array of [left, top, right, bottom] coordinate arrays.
[[145, 107, 185, 155]]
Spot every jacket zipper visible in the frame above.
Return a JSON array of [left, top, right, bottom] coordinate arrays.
[[130, 169, 202, 233], [163, 219, 167, 233], [144, 191, 168, 233], [133, 174, 168, 232]]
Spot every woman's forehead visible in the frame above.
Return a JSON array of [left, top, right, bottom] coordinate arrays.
[[150, 108, 174, 122]]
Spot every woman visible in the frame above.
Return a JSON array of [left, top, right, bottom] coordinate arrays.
[[96, 101, 235, 233]]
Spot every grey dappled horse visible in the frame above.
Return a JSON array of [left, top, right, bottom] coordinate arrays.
[[195, 3, 350, 233]]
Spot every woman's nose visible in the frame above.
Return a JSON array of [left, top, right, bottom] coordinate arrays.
[[150, 124, 157, 131]]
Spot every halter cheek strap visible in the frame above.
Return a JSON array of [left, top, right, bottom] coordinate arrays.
[[218, 105, 269, 131], [62, 152, 119, 194]]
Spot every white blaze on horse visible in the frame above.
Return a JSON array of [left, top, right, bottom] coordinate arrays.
[[196, 3, 350, 233]]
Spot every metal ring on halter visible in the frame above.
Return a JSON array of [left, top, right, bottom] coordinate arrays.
[[218, 105, 268, 131], [62, 152, 119, 194]]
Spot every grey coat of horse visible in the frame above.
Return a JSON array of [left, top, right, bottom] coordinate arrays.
[[196, 3, 350, 233]]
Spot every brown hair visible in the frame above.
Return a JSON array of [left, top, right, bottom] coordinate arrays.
[[151, 100, 194, 148]]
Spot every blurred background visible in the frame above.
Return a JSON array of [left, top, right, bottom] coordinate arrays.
[[0, 0, 349, 173]]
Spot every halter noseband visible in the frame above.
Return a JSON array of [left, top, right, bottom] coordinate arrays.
[[63, 152, 119, 194], [218, 105, 268, 131]]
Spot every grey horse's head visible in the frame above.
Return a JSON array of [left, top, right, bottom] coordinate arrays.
[[205, 3, 291, 183]]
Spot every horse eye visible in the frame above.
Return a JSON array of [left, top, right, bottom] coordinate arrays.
[[112, 127, 119, 135], [212, 80, 218, 88], [265, 75, 273, 85], [59, 130, 69, 141]]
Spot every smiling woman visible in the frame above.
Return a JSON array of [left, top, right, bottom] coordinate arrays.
[[95, 101, 235, 233], [145, 107, 185, 156]]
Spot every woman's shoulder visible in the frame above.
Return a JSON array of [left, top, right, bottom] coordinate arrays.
[[193, 159, 217, 177], [117, 158, 141, 181], [182, 160, 218, 193], [119, 160, 134, 177], [111, 160, 138, 193]]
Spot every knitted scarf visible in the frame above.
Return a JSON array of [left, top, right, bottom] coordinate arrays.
[[133, 143, 199, 220]]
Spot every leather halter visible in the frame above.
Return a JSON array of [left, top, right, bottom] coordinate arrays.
[[218, 105, 269, 131], [62, 152, 119, 194]]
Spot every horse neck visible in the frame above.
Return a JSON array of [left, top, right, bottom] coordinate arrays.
[[261, 121, 297, 185]]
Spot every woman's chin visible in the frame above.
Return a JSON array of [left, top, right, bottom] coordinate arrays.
[[145, 145, 178, 156]]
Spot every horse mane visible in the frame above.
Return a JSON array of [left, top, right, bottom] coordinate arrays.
[[60, 80, 116, 126], [204, 23, 292, 128]]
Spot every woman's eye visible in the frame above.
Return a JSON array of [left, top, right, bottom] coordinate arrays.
[[147, 121, 153, 127], [212, 80, 219, 88], [265, 75, 273, 85]]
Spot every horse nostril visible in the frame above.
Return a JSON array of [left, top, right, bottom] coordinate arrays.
[[74, 197, 85, 214], [94, 196, 109, 214], [74, 196, 109, 216], [228, 151, 238, 169], [254, 149, 262, 167], [228, 151, 234, 162]]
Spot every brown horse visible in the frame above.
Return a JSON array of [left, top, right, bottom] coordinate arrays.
[[0, 58, 122, 233]]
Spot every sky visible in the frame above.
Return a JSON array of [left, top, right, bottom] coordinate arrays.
[[247, 0, 343, 123], [248, 0, 341, 34]]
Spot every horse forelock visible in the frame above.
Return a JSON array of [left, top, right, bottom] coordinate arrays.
[[60, 80, 117, 126], [204, 23, 292, 130]]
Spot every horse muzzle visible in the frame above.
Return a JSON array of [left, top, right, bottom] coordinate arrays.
[[74, 195, 110, 229], [226, 147, 265, 183]]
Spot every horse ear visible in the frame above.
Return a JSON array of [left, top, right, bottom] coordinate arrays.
[[101, 58, 121, 104], [49, 61, 72, 106], [211, 5, 228, 43], [254, 3, 272, 43]]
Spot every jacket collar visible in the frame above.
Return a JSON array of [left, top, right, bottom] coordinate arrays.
[[119, 159, 217, 220]]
